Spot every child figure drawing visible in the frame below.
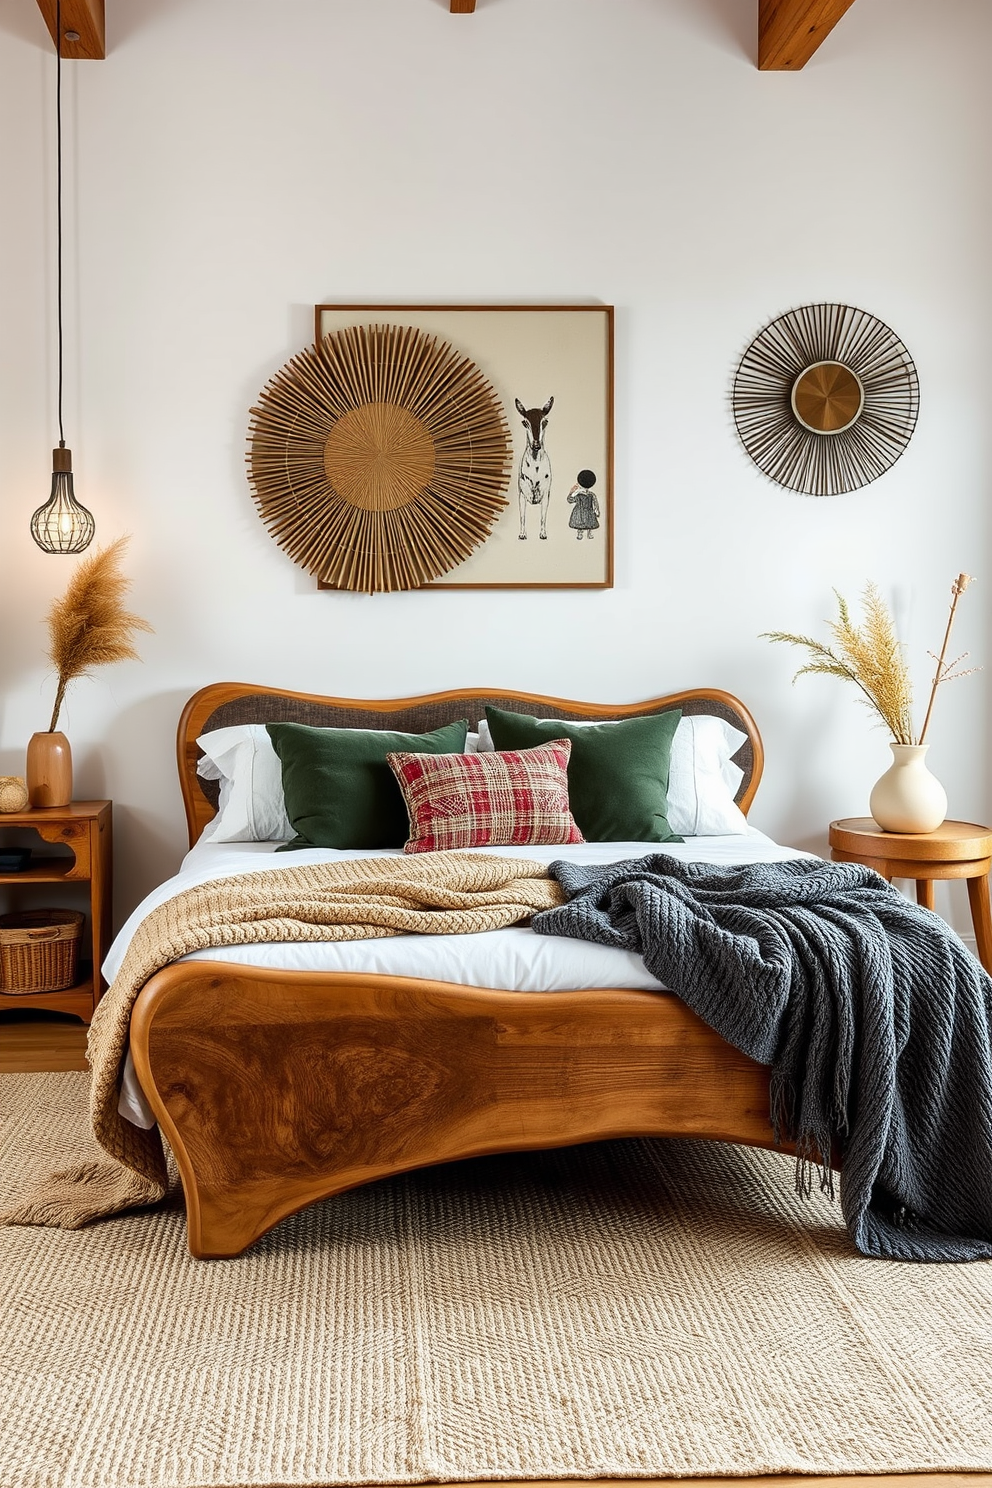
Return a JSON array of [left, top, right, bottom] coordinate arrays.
[[567, 469, 600, 540]]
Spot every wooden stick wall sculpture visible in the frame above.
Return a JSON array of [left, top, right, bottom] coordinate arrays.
[[733, 303, 919, 496], [248, 324, 512, 592]]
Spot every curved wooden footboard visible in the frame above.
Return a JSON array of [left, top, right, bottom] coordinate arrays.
[[130, 964, 788, 1260]]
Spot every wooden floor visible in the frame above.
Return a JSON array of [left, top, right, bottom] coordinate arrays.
[[0, 1009, 89, 1072]]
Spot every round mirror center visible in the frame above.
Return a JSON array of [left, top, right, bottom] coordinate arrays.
[[791, 361, 864, 435]]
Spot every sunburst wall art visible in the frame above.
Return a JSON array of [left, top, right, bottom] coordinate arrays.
[[247, 323, 513, 593], [732, 303, 920, 496]]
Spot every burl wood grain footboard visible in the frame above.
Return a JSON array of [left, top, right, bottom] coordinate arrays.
[[129, 965, 783, 1259]]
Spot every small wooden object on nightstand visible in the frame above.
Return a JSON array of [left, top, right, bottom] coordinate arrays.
[[0, 801, 112, 1023], [829, 816, 992, 973]]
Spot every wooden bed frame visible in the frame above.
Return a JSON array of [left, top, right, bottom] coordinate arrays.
[[129, 681, 793, 1261]]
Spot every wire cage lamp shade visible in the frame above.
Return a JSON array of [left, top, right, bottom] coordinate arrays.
[[33, 0, 95, 554], [31, 445, 95, 554]]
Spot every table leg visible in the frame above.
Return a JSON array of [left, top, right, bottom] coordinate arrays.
[[966, 874, 992, 974], [915, 880, 936, 911]]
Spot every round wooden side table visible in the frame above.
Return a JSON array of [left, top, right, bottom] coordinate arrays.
[[829, 817, 992, 973]]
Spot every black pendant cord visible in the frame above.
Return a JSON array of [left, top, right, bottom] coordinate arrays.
[[29, 3, 95, 554], [56, 0, 65, 448]]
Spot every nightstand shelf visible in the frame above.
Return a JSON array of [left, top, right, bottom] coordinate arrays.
[[0, 801, 112, 1024], [11, 973, 99, 1020], [3, 860, 88, 884]]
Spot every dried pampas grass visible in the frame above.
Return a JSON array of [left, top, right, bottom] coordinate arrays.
[[762, 576, 976, 745], [45, 536, 152, 732]]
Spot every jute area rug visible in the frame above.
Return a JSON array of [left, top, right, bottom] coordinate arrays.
[[2, 1073, 992, 1488]]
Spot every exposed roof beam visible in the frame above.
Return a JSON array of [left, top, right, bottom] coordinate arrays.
[[30, 0, 859, 68], [35, 0, 105, 59], [758, 0, 857, 70]]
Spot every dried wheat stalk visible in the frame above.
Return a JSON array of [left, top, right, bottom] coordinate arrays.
[[763, 577, 977, 744]]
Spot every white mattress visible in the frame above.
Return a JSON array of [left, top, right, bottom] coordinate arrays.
[[110, 832, 814, 1129]]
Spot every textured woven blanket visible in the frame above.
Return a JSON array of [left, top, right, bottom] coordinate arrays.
[[0, 852, 562, 1231], [532, 853, 992, 1262]]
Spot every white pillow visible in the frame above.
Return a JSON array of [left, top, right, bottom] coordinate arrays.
[[197, 725, 481, 843], [476, 712, 748, 836], [668, 714, 748, 836], [197, 725, 294, 842]]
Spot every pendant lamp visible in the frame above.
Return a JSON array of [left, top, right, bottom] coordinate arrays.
[[31, 0, 95, 554]]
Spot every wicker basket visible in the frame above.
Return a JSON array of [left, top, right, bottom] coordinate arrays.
[[0, 909, 84, 994]]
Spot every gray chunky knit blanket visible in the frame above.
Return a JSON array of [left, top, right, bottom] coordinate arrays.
[[531, 854, 992, 1262]]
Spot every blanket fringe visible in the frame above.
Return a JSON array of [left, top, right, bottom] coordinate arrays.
[[0, 1160, 167, 1231], [770, 1068, 835, 1203]]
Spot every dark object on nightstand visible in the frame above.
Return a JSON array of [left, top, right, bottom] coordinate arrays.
[[0, 848, 31, 872]]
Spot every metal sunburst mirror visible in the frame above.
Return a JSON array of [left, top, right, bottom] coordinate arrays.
[[248, 324, 512, 592], [733, 304, 920, 496]]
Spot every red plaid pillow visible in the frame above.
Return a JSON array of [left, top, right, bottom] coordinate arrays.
[[387, 740, 584, 854]]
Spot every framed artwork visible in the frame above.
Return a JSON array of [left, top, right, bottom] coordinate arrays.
[[247, 303, 612, 593]]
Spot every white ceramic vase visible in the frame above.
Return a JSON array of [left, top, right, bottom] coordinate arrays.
[[869, 743, 947, 834]]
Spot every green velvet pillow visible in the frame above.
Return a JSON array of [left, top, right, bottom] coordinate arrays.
[[268, 719, 469, 850], [483, 706, 683, 843]]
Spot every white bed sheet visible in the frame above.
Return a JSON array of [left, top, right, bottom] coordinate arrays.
[[110, 832, 815, 1129]]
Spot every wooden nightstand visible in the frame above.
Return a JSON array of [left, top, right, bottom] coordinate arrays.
[[829, 816, 992, 973], [0, 801, 112, 1024]]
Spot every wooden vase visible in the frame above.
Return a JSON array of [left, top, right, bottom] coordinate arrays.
[[26, 731, 73, 809]]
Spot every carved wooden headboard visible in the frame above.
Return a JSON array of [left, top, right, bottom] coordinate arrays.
[[177, 682, 764, 848]]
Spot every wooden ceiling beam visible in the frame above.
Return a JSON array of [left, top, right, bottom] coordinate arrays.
[[28, 0, 863, 69], [35, 0, 105, 59], [758, 0, 857, 70]]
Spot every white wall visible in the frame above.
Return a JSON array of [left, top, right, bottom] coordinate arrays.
[[1, 0, 989, 934]]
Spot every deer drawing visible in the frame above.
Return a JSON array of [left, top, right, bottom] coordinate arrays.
[[514, 396, 554, 539]]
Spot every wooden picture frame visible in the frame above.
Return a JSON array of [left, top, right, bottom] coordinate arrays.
[[313, 303, 614, 591]]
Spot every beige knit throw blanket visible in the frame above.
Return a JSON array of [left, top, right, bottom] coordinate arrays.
[[0, 852, 562, 1231]]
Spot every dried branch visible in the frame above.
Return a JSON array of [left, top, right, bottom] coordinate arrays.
[[918, 574, 976, 744]]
